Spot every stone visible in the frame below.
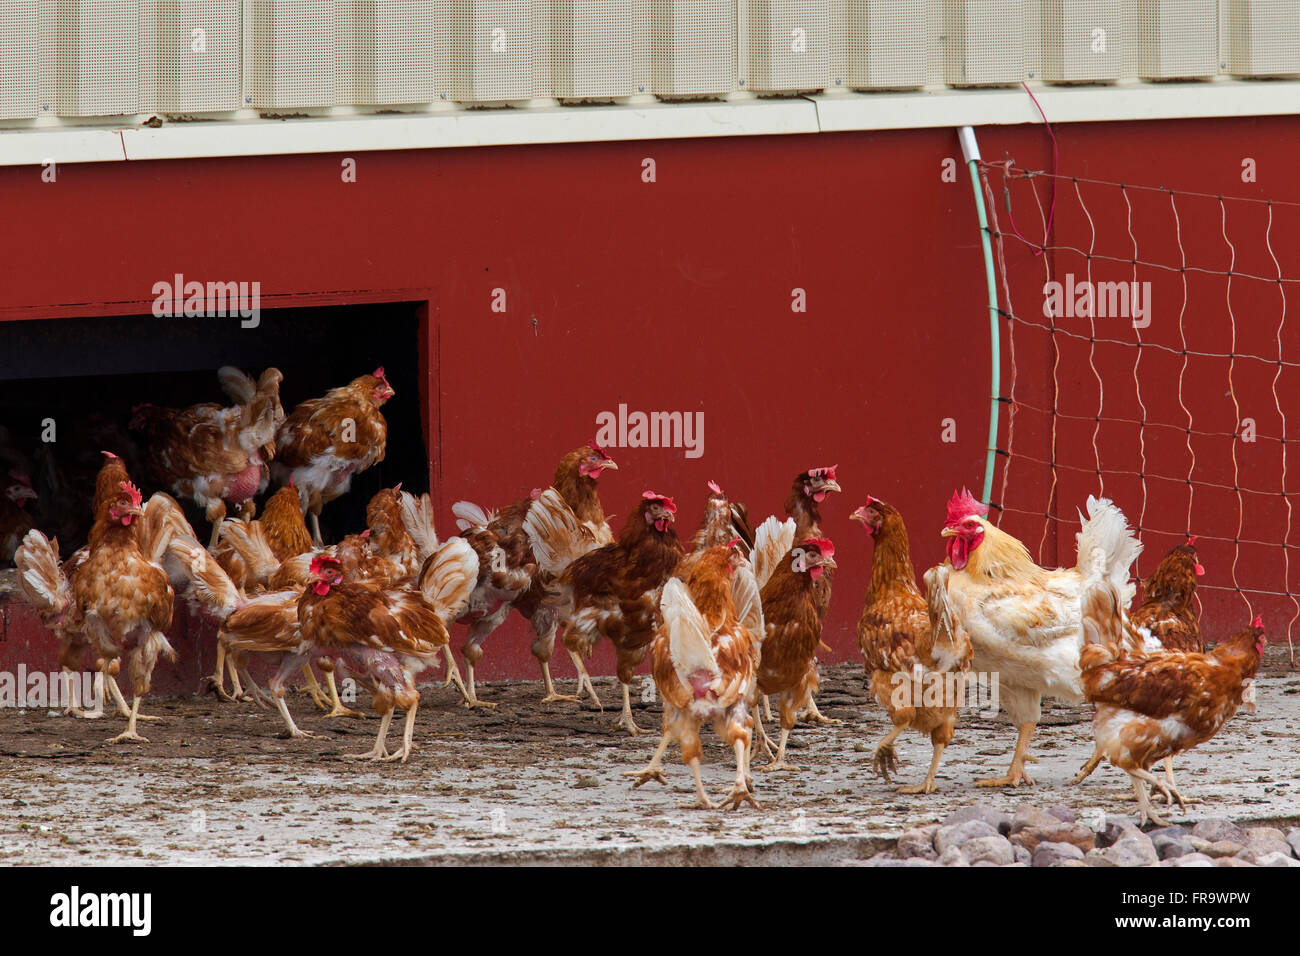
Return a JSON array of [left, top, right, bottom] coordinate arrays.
[[1202, 841, 1247, 859], [1010, 806, 1059, 834], [935, 819, 1000, 855], [937, 845, 968, 867], [1047, 806, 1079, 824], [1013, 845, 1031, 865], [1288, 829, 1300, 859], [1252, 852, 1300, 868], [1086, 830, 1160, 867], [1033, 841, 1086, 867], [1191, 818, 1249, 845], [1149, 826, 1195, 860], [941, 805, 1011, 835], [1172, 853, 1214, 868], [896, 825, 940, 861], [962, 835, 1016, 866], [1096, 818, 1144, 848], [1010, 822, 1096, 854], [1213, 858, 1256, 868], [1244, 827, 1290, 858]]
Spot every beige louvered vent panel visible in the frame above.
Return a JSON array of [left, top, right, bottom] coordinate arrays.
[[1223, 0, 1300, 77], [1041, 0, 1123, 82], [842, 0, 926, 90], [353, 0, 439, 104], [748, 1, 830, 93], [551, 0, 647, 99], [250, 0, 336, 109], [651, 0, 735, 97], [0, 0, 39, 118], [531, 0, 551, 96], [153, 0, 239, 112], [55, 0, 139, 116], [943, 0, 1025, 87], [1133, 0, 1217, 79], [446, 1, 536, 102]]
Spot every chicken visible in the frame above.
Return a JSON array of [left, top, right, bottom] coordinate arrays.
[[625, 542, 764, 809], [1, 470, 37, 564], [940, 488, 1142, 787], [852, 498, 972, 794], [1075, 575, 1266, 826], [752, 536, 837, 771], [272, 367, 394, 547], [130, 367, 284, 547], [48, 454, 189, 741], [1131, 539, 1205, 653], [294, 544, 476, 762], [452, 442, 616, 706], [211, 484, 311, 594], [552, 491, 685, 734], [1074, 538, 1206, 791]]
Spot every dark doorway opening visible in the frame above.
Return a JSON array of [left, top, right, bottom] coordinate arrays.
[[0, 302, 426, 558]]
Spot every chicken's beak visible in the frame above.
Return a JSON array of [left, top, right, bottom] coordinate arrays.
[[602, 459, 619, 471], [823, 480, 842, 494], [940, 527, 958, 538], [821, 556, 837, 570], [849, 511, 866, 523]]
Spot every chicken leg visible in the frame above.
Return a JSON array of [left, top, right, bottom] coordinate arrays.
[[381, 703, 418, 763], [461, 662, 499, 709], [440, 646, 473, 705], [685, 757, 719, 810], [802, 695, 840, 726], [719, 738, 761, 810], [321, 668, 365, 718], [298, 664, 332, 711], [568, 650, 602, 710], [274, 694, 323, 739], [613, 682, 646, 735], [871, 724, 905, 782], [538, 659, 579, 704], [977, 722, 1036, 787]]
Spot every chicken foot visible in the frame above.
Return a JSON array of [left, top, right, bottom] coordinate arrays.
[[321, 669, 365, 718], [380, 704, 418, 763], [461, 663, 499, 709], [719, 739, 761, 810], [538, 659, 579, 704], [623, 731, 671, 788], [899, 742, 946, 795], [274, 693, 323, 739], [976, 722, 1036, 787], [801, 695, 840, 726], [440, 646, 473, 706], [298, 665, 332, 711], [872, 724, 905, 782], [345, 710, 394, 760], [108, 695, 151, 744], [1130, 767, 1183, 827]]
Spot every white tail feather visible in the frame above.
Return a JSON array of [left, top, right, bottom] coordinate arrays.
[[452, 500, 495, 532], [731, 563, 764, 640], [523, 488, 600, 577], [1075, 495, 1143, 606], [661, 577, 719, 692], [751, 516, 796, 589], [167, 534, 242, 621], [14, 529, 73, 624], [217, 365, 257, 405], [218, 519, 281, 587], [419, 537, 479, 623], [399, 491, 439, 564], [139, 492, 194, 565]]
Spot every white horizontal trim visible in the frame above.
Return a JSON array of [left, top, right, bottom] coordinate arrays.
[[1, 79, 1297, 167]]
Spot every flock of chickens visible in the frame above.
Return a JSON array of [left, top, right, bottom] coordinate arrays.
[[7, 364, 1269, 823]]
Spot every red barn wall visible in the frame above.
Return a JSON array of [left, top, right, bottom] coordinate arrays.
[[2, 115, 1298, 691]]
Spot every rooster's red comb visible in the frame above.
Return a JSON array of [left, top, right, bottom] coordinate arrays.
[[707, 480, 724, 495], [119, 481, 142, 507], [802, 537, 835, 558], [946, 488, 989, 526], [642, 491, 677, 513]]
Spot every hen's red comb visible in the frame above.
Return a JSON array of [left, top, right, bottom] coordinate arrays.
[[119, 481, 142, 507], [642, 491, 677, 513], [372, 366, 387, 381], [393, 482, 402, 493], [727, 537, 743, 549], [1187, 535, 1198, 546], [1253, 614, 1264, 628], [946, 488, 989, 526], [707, 480, 724, 495], [808, 465, 838, 481], [803, 536, 835, 558], [588, 437, 611, 458], [101, 450, 119, 460], [309, 554, 342, 575], [863, 494, 880, 506]]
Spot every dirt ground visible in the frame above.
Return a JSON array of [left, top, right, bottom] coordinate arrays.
[[0, 652, 1296, 866]]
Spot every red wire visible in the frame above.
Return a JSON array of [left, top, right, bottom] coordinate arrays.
[[1001, 82, 1058, 257]]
